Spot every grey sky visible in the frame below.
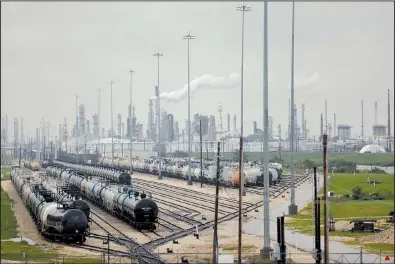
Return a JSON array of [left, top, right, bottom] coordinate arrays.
[[1, 2, 394, 139]]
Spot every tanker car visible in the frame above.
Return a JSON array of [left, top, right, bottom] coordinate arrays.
[[23, 161, 41, 171], [11, 169, 88, 244], [46, 166, 158, 231], [52, 160, 131, 185], [38, 178, 91, 219]]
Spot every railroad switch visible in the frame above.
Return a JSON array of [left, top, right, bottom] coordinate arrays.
[[166, 248, 173, 253], [172, 239, 179, 244], [201, 215, 206, 220]]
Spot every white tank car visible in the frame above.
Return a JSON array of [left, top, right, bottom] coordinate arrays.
[[101, 187, 119, 210], [244, 167, 262, 185], [221, 166, 230, 182], [270, 162, 283, 172], [165, 165, 173, 176], [181, 165, 189, 179], [193, 168, 201, 178], [40, 203, 58, 229], [175, 165, 183, 178], [22, 182, 31, 203], [206, 165, 217, 182], [269, 168, 278, 183], [148, 163, 155, 173]]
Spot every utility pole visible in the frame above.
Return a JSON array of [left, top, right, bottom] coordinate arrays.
[[262, 0, 272, 258], [183, 31, 195, 186], [212, 141, 220, 264], [313, 167, 322, 264], [238, 136, 243, 264], [109, 81, 114, 165], [323, 134, 329, 263], [98, 88, 104, 156], [129, 69, 135, 172], [76, 94, 79, 162], [288, 1, 298, 216], [200, 119, 203, 188], [237, 3, 251, 197], [153, 52, 163, 180]]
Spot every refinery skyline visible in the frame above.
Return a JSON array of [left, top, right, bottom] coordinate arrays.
[[1, 2, 394, 139]]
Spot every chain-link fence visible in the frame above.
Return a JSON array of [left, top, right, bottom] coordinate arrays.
[[1, 251, 394, 264]]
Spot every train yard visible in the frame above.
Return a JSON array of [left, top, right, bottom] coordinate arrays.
[[4, 161, 311, 263]]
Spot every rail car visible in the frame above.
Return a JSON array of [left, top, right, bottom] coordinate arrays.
[[11, 169, 88, 244], [54, 157, 282, 188], [52, 160, 131, 185], [130, 158, 282, 188], [23, 161, 41, 171], [46, 166, 158, 231], [38, 179, 91, 219]]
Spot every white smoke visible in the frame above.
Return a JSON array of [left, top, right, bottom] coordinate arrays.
[[152, 72, 240, 102], [293, 72, 319, 87]]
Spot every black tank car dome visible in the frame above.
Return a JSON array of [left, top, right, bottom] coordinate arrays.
[[118, 172, 132, 185]]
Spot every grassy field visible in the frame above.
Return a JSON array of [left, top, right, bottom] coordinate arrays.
[[0, 172, 100, 263], [286, 173, 395, 253], [1, 168, 11, 181], [170, 151, 394, 166]]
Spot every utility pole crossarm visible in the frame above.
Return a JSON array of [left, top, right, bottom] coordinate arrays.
[[236, 5, 252, 12]]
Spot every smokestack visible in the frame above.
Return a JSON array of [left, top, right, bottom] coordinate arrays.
[[233, 115, 236, 135], [388, 89, 392, 151], [374, 101, 378, 125], [361, 100, 364, 140], [59, 124, 62, 144], [5, 114, 8, 144], [320, 113, 323, 142], [334, 113, 336, 138], [325, 99, 328, 134], [227, 113, 230, 133], [20, 117, 24, 146], [301, 104, 305, 138]]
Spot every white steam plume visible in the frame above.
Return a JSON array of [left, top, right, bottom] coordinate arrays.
[[152, 72, 240, 102], [293, 72, 319, 87]]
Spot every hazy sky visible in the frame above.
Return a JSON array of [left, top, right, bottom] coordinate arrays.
[[1, 2, 394, 139]]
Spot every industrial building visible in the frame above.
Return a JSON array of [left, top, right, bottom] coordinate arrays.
[[337, 125, 352, 141], [373, 125, 387, 138]]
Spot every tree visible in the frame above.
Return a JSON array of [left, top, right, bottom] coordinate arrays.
[[352, 186, 363, 200]]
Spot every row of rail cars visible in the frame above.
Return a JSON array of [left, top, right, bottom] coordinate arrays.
[[11, 168, 89, 243], [99, 157, 283, 187], [45, 166, 159, 231]]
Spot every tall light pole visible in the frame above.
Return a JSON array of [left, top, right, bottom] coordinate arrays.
[[76, 94, 79, 162], [182, 31, 195, 186], [109, 81, 114, 165], [97, 88, 103, 156], [261, 0, 272, 258], [237, 4, 250, 197], [129, 69, 135, 172], [237, 4, 251, 264], [153, 53, 163, 180], [288, 1, 298, 215]]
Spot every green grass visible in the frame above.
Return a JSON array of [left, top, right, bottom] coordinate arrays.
[[1, 168, 11, 181], [1, 241, 101, 263], [363, 243, 394, 254], [168, 151, 395, 166], [286, 173, 394, 253], [1, 187, 18, 239]]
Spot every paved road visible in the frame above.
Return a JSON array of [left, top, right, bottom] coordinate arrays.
[[244, 175, 391, 263]]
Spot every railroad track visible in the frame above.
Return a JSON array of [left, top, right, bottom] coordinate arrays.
[[24, 169, 166, 264], [133, 178, 254, 206], [143, 174, 310, 248]]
